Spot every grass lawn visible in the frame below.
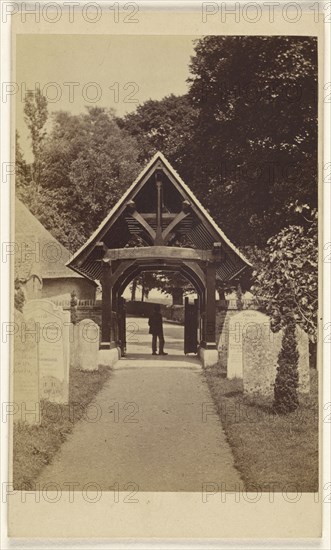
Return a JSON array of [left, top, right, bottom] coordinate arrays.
[[203, 366, 319, 492], [13, 365, 113, 489]]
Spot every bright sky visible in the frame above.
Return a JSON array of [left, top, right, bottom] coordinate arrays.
[[16, 34, 198, 161]]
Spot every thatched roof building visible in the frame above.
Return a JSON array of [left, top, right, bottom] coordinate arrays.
[[15, 198, 96, 301]]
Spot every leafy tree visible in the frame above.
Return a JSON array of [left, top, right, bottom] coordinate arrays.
[[187, 36, 317, 247], [120, 37, 317, 249], [130, 278, 138, 301], [251, 204, 318, 341], [129, 273, 160, 302], [23, 88, 48, 191], [15, 131, 32, 204], [153, 272, 195, 304], [128, 271, 195, 304], [37, 107, 141, 249], [118, 94, 197, 173]]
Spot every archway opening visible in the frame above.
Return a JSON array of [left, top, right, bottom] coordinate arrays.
[[113, 265, 202, 358]]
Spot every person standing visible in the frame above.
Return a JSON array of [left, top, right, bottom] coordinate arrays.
[[148, 304, 168, 355]]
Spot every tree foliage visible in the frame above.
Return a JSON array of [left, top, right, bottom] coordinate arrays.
[[186, 36, 317, 247], [251, 205, 318, 340], [24, 88, 48, 187], [118, 94, 197, 172], [16, 131, 32, 205], [18, 106, 142, 250], [153, 272, 194, 298], [129, 271, 195, 303], [119, 37, 317, 249]]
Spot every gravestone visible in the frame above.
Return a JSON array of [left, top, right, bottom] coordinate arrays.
[[70, 324, 79, 368], [227, 310, 271, 379], [296, 326, 310, 392], [24, 300, 70, 403], [77, 319, 99, 371], [243, 324, 310, 397], [13, 310, 40, 424], [216, 309, 234, 371]]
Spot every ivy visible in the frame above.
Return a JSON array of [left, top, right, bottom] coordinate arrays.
[[251, 206, 317, 341]]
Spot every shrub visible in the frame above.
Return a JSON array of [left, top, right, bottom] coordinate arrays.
[[274, 321, 299, 414]]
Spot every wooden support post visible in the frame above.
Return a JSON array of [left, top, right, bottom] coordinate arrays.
[[204, 262, 216, 348], [155, 178, 163, 245], [100, 260, 112, 349]]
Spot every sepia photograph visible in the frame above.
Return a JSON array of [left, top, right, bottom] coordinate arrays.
[[4, 4, 325, 540]]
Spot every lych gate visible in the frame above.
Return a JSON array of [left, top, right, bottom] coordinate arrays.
[[67, 152, 251, 364]]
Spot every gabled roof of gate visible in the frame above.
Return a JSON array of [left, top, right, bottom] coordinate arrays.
[[67, 152, 251, 282]]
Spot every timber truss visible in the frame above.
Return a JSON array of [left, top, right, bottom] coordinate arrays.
[[67, 152, 251, 351]]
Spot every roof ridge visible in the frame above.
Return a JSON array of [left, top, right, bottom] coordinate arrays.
[[16, 198, 71, 253], [67, 152, 162, 267], [156, 153, 252, 266], [67, 152, 252, 274], [15, 198, 83, 279]]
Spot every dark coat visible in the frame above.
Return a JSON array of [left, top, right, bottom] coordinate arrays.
[[148, 312, 163, 335]]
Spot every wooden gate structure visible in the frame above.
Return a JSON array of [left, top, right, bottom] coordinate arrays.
[[67, 153, 251, 362], [184, 297, 199, 354]]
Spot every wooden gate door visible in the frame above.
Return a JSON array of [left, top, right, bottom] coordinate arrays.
[[184, 297, 199, 354], [118, 297, 126, 356]]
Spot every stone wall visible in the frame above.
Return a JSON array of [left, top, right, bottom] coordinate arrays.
[[65, 305, 102, 328], [162, 305, 184, 323], [42, 277, 97, 301], [126, 300, 185, 324]]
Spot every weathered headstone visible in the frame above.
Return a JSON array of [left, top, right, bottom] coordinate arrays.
[[243, 324, 310, 397], [13, 310, 40, 424], [24, 300, 70, 403], [216, 309, 233, 371], [70, 324, 79, 368], [227, 310, 271, 379], [77, 319, 99, 371], [296, 326, 310, 392]]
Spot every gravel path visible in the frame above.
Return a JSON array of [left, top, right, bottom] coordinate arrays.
[[37, 317, 242, 491]]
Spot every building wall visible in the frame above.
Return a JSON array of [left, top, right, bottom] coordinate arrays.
[[42, 278, 96, 301], [24, 276, 42, 300]]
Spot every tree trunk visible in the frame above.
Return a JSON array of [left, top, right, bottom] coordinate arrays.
[[141, 277, 145, 302], [131, 278, 137, 301], [172, 287, 184, 305], [217, 286, 226, 301]]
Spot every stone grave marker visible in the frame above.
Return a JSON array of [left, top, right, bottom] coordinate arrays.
[[216, 309, 233, 371], [24, 300, 69, 403], [243, 324, 310, 397], [77, 319, 99, 371], [227, 310, 271, 379], [296, 326, 310, 392], [13, 310, 40, 424], [70, 324, 79, 368]]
